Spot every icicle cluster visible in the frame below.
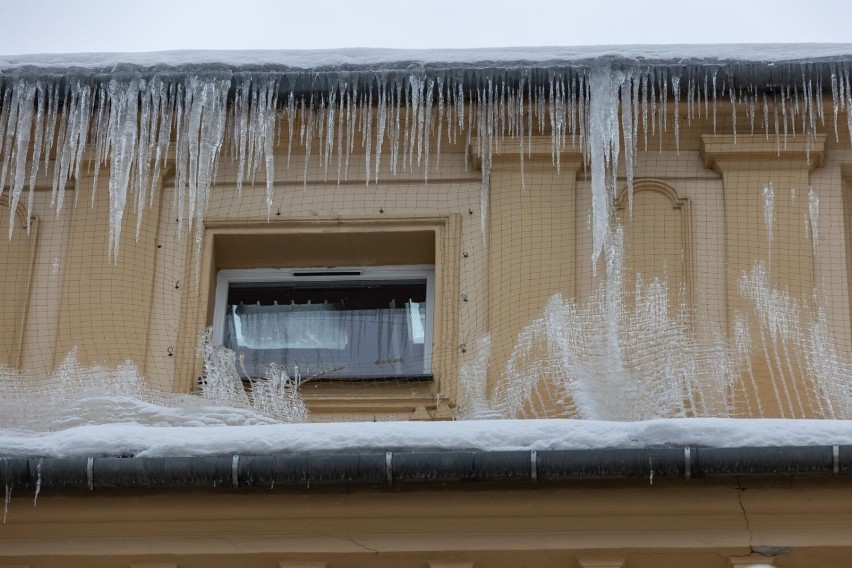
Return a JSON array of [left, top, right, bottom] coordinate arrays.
[[1, 61, 850, 264]]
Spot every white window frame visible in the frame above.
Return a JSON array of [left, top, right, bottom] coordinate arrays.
[[212, 265, 435, 376]]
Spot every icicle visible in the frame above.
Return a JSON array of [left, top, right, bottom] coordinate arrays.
[[687, 75, 694, 126], [659, 68, 668, 152], [816, 70, 825, 127], [390, 80, 401, 176], [845, 68, 852, 145], [649, 69, 657, 140], [149, 79, 172, 209], [773, 91, 780, 155], [549, 76, 559, 172], [263, 77, 278, 215], [103, 79, 142, 259], [631, 71, 640, 153], [0, 89, 13, 190], [344, 87, 354, 180], [303, 94, 314, 186], [729, 80, 738, 143], [134, 79, 154, 241], [285, 91, 295, 172], [641, 71, 649, 151], [620, 76, 635, 215], [589, 65, 623, 270], [808, 187, 820, 257], [169, 75, 230, 280], [578, 73, 587, 166], [234, 78, 250, 193], [763, 182, 775, 263], [457, 79, 465, 144], [435, 75, 445, 170], [527, 76, 534, 157], [671, 70, 681, 154], [6, 80, 37, 238], [364, 87, 372, 186], [409, 75, 423, 171], [423, 78, 434, 182], [518, 77, 525, 190], [712, 69, 718, 135], [401, 80, 412, 172], [806, 75, 817, 160], [0, 81, 23, 203], [337, 82, 347, 183], [375, 76, 387, 183], [745, 88, 754, 135], [26, 81, 47, 233], [831, 64, 840, 142], [316, 96, 326, 183], [762, 91, 770, 140]]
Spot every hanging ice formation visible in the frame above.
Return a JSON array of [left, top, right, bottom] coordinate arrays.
[[1, 51, 851, 267]]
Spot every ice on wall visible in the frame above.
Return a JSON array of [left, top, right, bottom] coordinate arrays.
[[0, 348, 282, 431], [197, 327, 308, 423], [0, 331, 309, 431], [456, 335, 503, 420], [488, 201, 852, 421], [490, 225, 735, 421]]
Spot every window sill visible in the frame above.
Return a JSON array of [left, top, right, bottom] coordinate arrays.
[[298, 381, 451, 420]]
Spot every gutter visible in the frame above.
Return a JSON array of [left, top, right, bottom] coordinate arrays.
[[1, 446, 850, 491]]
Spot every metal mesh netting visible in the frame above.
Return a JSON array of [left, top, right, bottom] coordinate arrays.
[[0, 52, 851, 427]]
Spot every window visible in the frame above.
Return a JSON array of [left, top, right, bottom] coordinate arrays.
[[212, 265, 434, 381]]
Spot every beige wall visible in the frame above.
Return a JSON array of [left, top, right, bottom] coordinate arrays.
[[2, 102, 851, 420]]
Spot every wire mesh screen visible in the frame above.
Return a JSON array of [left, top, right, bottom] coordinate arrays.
[[0, 58, 850, 428]]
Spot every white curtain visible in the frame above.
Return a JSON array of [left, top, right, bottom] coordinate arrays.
[[224, 304, 427, 379]]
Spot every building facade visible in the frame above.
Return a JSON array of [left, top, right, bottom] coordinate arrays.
[[1, 46, 852, 566]]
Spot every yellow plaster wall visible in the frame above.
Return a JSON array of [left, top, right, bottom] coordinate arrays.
[[3, 102, 852, 420]]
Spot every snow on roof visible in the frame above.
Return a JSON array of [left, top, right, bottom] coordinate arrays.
[[3, 418, 852, 458], [3, 44, 852, 74]]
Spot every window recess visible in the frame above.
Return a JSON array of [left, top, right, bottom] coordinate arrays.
[[212, 266, 434, 382]]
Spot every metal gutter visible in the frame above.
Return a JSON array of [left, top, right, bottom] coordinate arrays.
[[2, 446, 850, 491]]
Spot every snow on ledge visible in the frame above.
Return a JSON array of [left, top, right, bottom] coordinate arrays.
[[3, 418, 852, 458], [3, 44, 852, 74]]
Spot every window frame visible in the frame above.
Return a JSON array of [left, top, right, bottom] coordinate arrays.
[[212, 264, 436, 379]]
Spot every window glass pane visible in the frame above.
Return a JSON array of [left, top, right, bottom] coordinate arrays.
[[222, 278, 430, 380]]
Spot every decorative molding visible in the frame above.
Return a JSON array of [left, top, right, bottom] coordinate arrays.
[[470, 135, 583, 170], [727, 554, 776, 567], [614, 179, 694, 314], [577, 557, 626, 568], [615, 179, 688, 212], [699, 134, 826, 174]]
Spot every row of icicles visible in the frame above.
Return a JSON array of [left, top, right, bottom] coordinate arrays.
[[0, 62, 851, 264]]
